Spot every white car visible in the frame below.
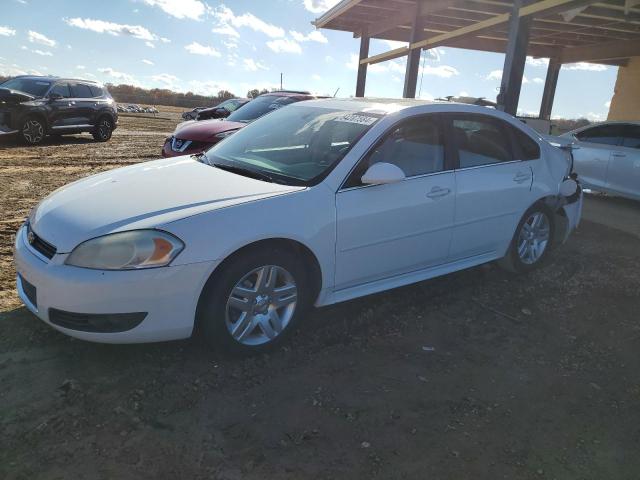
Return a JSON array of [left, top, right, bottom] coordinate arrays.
[[563, 121, 640, 201], [14, 99, 582, 354]]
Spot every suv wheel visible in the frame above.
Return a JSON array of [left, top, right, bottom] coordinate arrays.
[[21, 118, 45, 145], [93, 117, 113, 142]]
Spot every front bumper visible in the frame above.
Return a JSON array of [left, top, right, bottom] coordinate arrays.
[[13, 224, 218, 343]]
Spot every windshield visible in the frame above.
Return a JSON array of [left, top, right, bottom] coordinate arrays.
[[0, 78, 52, 97], [205, 105, 381, 186], [226, 95, 298, 123]]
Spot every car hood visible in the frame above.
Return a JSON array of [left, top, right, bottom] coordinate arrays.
[[174, 118, 245, 142], [0, 87, 37, 104], [30, 157, 303, 252]]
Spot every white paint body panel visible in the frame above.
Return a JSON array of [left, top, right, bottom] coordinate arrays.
[[13, 99, 582, 343]]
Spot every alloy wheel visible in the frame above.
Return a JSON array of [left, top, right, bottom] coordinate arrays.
[[98, 119, 111, 139], [517, 211, 550, 264], [22, 120, 44, 144], [225, 265, 298, 346]]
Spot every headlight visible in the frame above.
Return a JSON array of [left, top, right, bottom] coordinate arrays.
[[214, 130, 237, 139], [66, 230, 184, 270]]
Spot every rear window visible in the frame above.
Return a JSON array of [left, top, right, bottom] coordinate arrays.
[[89, 85, 104, 97], [70, 83, 94, 98]]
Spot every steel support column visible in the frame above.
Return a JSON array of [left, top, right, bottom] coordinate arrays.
[[355, 35, 370, 97], [497, 0, 531, 115], [539, 58, 560, 120], [403, 9, 423, 98]]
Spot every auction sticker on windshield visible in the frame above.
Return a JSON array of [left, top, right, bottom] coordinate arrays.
[[334, 113, 378, 125]]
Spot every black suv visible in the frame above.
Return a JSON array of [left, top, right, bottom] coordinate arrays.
[[0, 76, 118, 145]]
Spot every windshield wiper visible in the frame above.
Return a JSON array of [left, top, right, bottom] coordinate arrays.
[[212, 162, 276, 183]]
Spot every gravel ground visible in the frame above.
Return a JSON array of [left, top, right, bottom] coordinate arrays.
[[1, 110, 639, 479]]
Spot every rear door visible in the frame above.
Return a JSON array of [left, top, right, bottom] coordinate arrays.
[[69, 83, 96, 126], [573, 124, 623, 189], [335, 114, 456, 289], [605, 124, 640, 199], [447, 113, 538, 260]]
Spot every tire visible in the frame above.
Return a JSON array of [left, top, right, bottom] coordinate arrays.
[[20, 117, 46, 145], [92, 116, 113, 142], [498, 203, 555, 273], [196, 247, 311, 355]]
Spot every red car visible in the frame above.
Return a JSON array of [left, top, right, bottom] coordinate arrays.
[[162, 90, 316, 157]]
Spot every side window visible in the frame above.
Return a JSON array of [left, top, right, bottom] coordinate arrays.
[[620, 125, 640, 149], [452, 116, 514, 168], [344, 115, 445, 188], [49, 83, 70, 98], [70, 83, 93, 99], [88, 85, 104, 97], [576, 125, 621, 146], [508, 125, 540, 160]]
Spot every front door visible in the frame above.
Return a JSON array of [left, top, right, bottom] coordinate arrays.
[[606, 124, 640, 199], [48, 82, 81, 128], [69, 83, 96, 126], [573, 124, 624, 190], [335, 114, 455, 290]]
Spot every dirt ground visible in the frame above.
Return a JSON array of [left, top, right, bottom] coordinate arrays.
[[1, 110, 639, 479]]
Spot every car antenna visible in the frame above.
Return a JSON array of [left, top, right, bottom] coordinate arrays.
[[333, 87, 340, 98]]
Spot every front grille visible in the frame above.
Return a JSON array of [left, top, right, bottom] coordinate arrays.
[[26, 223, 57, 259], [49, 309, 147, 333], [19, 274, 37, 308]]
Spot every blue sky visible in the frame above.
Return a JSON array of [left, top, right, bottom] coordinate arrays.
[[0, 0, 617, 120]]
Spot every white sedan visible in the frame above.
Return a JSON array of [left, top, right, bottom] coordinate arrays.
[[563, 121, 640, 201], [14, 99, 582, 354]]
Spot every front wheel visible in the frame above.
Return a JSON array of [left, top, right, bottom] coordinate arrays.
[[499, 204, 555, 273], [92, 117, 113, 142], [21, 117, 46, 145], [197, 248, 310, 355]]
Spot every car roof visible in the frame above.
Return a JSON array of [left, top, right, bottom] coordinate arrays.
[[296, 97, 454, 115], [258, 91, 315, 100], [7, 75, 101, 85]]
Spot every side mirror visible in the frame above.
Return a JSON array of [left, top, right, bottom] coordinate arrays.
[[361, 162, 406, 185], [48, 93, 63, 102]]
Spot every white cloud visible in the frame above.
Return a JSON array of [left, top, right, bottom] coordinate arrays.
[[562, 62, 607, 71], [346, 54, 401, 74], [303, 0, 340, 13], [65, 18, 158, 43], [145, 41, 155, 48], [267, 38, 302, 54], [213, 5, 284, 38], [243, 58, 267, 71], [383, 40, 407, 50], [0, 26, 16, 36], [141, 0, 206, 20], [526, 56, 548, 67], [212, 23, 240, 38], [187, 80, 234, 96], [312, 74, 321, 81], [459, 91, 469, 96], [290, 30, 328, 43], [222, 38, 238, 49], [160, 37, 171, 43], [185, 41, 221, 57], [584, 112, 604, 121], [325, 55, 333, 63], [605, 100, 611, 108], [98, 67, 137, 84], [32, 49, 52, 56], [151, 73, 179, 86], [142, 59, 154, 65], [419, 92, 435, 101], [0, 64, 42, 77], [532, 77, 544, 84], [421, 65, 459, 78], [28, 30, 56, 47], [486, 69, 502, 81], [76, 65, 85, 69]]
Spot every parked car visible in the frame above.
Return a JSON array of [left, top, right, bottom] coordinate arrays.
[[15, 99, 582, 354], [163, 91, 315, 157], [182, 106, 208, 120], [562, 121, 640, 201], [0, 75, 118, 145], [196, 98, 250, 121]]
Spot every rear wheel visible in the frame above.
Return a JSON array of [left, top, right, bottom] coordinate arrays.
[[92, 117, 113, 142], [499, 204, 554, 273], [197, 247, 310, 355], [20, 117, 45, 145]]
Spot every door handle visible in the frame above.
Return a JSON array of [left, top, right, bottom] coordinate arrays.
[[513, 172, 531, 183], [426, 186, 451, 199]]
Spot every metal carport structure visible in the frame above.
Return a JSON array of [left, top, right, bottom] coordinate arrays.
[[313, 0, 640, 119]]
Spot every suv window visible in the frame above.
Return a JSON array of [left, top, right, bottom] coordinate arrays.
[[70, 83, 94, 99], [619, 124, 640, 149], [49, 83, 71, 98], [88, 85, 104, 97], [452, 116, 514, 168], [576, 125, 622, 146], [344, 115, 445, 188]]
